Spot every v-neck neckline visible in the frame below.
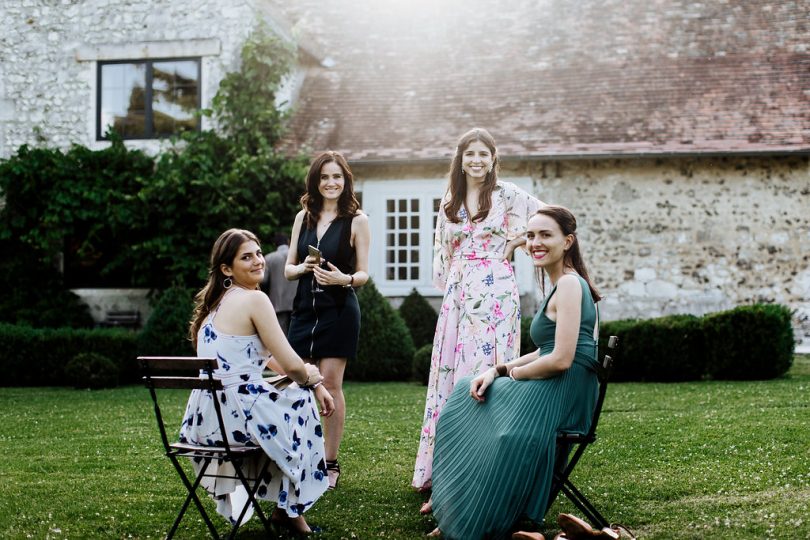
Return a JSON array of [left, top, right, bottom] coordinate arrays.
[[316, 217, 337, 243]]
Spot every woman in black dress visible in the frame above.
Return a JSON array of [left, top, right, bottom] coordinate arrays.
[[285, 151, 370, 490]]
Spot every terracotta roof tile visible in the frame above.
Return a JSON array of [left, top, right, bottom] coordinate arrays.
[[272, 0, 810, 160]]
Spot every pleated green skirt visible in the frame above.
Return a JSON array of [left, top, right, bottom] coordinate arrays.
[[431, 365, 598, 540]]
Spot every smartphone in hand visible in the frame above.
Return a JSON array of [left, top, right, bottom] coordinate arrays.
[[307, 245, 322, 264]]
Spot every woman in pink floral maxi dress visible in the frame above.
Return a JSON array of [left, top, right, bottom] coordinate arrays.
[[413, 128, 543, 493]]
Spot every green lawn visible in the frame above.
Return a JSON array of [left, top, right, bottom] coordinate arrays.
[[1, 357, 808, 539]]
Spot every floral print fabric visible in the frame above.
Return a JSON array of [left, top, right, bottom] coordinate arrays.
[[179, 310, 328, 521], [413, 181, 542, 489]]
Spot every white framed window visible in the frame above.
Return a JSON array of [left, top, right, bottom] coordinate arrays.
[[363, 178, 537, 297]]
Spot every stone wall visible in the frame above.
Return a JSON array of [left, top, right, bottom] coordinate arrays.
[[357, 154, 810, 347], [0, 0, 265, 158]]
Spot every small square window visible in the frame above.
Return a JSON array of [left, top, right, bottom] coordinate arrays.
[[97, 58, 201, 140]]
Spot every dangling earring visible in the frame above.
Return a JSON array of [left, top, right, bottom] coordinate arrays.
[[223, 277, 233, 289]]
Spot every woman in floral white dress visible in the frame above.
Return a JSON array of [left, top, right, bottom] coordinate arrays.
[[413, 128, 544, 501]]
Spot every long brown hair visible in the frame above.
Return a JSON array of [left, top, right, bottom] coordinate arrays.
[[534, 206, 602, 302], [443, 128, 499, 223], [189, 228, 261, 346], [300, 151, 360, 229]]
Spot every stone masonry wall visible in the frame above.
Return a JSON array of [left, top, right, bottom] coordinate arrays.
[[0, 0, 262, 157], [358, 154, 810, 347], [520, 155, 810, 346]]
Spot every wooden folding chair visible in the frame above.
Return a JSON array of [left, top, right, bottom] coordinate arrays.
[[546, 335, 619, 529], [139, 356, 275, 540]]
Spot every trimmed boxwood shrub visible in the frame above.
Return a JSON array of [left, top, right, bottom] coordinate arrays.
[[398, 288, 438, 349], [703, 304, 794, 380], [350, 279, 415, 381], [65, 352, 119, 389], [520, 315, 535, 355], [413, 343, 433, 385], [0, 323, 138, 386], [600, 315, 705, 382], [137, 286, 195, 357]]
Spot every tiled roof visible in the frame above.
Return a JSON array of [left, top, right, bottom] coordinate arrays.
[[270, 0, 810, 161]]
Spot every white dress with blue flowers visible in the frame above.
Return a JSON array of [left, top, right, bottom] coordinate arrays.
[[178, 302, 328, 522]]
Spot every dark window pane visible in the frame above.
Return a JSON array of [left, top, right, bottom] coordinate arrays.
[[387, 250, 395, 263], [101, 63, 146, 138], [412, 249, 419, 263], [387, 267, 395, 280], [387, 233, 395, 246], [398, 199, 407, 212], [387, 199, 395, 212], [398, 267, 407, 280], [411, 232, 419, 245], [399, 232, 407, 245], [387, 216, 395, 229], [152, 60, 199, 136], [411, 215, 419, 228], [411, 199, 419, 211], [399, 249, 407, 263], [399, 216, 407, 229], [411, 267, 420, 280]]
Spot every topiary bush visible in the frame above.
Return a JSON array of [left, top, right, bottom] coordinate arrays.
[[412, 343, 433, 385], [137, 287, 195, 357], [398, 288, 438, 349], [520, 314, 535, 355], [65, 352, 119, 389], [350, 279, 415, 381], [600, 314, 705, 382], [0, 323, 138, 386], [703, 304, 794, 380]]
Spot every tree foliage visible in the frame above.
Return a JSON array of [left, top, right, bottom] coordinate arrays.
[[0, 26, 307, 301]]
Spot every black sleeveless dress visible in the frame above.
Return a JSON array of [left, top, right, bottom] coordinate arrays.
[[288, 215, 361, 359]]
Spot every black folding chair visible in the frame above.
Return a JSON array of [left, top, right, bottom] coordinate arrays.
[[546, 335, 619, 529], [139, 356, 275, 540]]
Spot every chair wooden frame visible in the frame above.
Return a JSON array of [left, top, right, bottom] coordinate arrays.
[[546, 335, 619, 529], [139, 356, 275, 540]]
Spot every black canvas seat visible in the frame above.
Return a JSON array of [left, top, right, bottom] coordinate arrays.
[[546, 335, 619, 529]]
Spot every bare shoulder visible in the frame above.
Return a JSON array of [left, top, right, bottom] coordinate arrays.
[[352, 211, 369, 226], [557, 274, 583, 296], [244, 288, 271, 304], [294, 209, 306, 224]]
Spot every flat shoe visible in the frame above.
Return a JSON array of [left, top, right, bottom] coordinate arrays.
[[557, 514, 618, 539], [512, 531, 545, 540]]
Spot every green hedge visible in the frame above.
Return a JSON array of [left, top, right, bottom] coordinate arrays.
[[350, 279, 415, 381], [597, 304, 793, 382], [703, 304, 794, 380], [0, 323, 138, 386], [412, 343, 433, 385], [136, 286, 195, 357], [398, 289, 438, 349]]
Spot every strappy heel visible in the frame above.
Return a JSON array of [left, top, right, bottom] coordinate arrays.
[[326, 459, 341, 490]]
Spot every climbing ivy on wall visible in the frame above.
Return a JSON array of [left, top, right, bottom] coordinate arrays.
[[0, 25, 308, 319]]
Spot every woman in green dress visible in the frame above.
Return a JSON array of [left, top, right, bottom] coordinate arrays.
[[429, 205, 602, 540]]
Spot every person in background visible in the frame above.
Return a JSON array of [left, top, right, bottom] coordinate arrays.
[[285, 151, 371, 490], [262, 232, 297, 335], [413, 128, 544, 504]]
